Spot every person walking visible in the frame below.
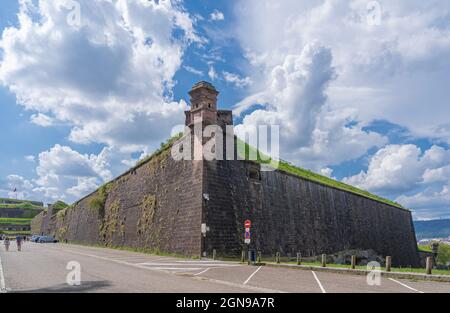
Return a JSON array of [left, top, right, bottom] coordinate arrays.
[[16, 235, 23, 252], [4, 237, 10, 252]]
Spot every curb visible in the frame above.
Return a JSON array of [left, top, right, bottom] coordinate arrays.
[[264, 263, 450, 283]]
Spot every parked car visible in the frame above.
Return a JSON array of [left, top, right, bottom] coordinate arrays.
[[37, 236, 58, 243], [30, 235, 41, 242]]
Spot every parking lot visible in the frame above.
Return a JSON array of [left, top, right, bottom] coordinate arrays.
[[1, 243, 449, 293]]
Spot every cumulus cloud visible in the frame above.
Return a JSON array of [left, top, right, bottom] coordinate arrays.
[[343, 144, 450, 219], [233, 0, 450, 144], [0, 0, 198, 152], [234, 43, 386, 170]]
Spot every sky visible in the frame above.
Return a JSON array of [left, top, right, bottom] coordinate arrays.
[[0, 0, 449, 220]]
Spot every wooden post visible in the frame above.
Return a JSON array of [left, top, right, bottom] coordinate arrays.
[[257, 251, 261, 264], [276, 252, 280, 264], [351, 255, 356, 269], [213, 249, 217, 261], [297, 252, 302, 265], [386, 256, 392, 272], [241, 250, 245, 263], [321, 254, 327, 267], [426, 257, 433, 275]]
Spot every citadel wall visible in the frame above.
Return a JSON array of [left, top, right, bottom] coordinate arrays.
[[203, 160, 420, 267]]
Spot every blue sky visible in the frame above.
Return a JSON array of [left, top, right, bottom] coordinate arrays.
[[1, 0, 450, 220]]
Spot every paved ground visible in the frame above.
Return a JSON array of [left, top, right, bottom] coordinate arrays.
[[0, 242, 449, 293]]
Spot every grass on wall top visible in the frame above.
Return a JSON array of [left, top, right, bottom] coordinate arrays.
[[236, 138, 405, 210], [71, 133, 404, 211]]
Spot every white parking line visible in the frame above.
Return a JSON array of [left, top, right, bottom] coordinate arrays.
[[243, 266, 262, 285], [136, 262, 239, 267], [0, 254, 6, 293], [151, 267, 203, 271], [194, 268, 210, 276], [388, 278, 424, 293], [312, 271, 326, 293]]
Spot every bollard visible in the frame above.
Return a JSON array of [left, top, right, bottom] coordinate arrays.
[[213, 249, 217, 261], [351, 255, 356, 270], [426, 257, 433, 275], [386, 256, 392, 272], [321, 254, 327, 267], [276, 252, 280, 264], [257, 251, 262, 264], [297, 252, 302, 265], [241, 250, 245, 263]]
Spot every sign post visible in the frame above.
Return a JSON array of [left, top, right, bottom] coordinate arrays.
[[244, 220, 251, 245]]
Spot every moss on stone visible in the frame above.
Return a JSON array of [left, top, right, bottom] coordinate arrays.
[[89, 183, 113, 218], [137, 195, 157, 236], [99, 199, 120, 245]]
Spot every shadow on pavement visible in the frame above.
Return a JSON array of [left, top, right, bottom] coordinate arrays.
[[12, 281, 112, 293]]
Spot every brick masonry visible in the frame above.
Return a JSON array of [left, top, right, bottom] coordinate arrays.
[[203, 160, 420, 267]]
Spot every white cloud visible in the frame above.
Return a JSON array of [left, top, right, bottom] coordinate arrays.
[[233, 0, 450, 145], [208, 65, 218, 81], [184, 65, 204, 76], [210, 10, 225, 21], [0, 174, 35, 201], [223, 71, 251, 88], [30, 113, 54, 127], [0, 0, 198, 152], [343, 144, 450, 219], [320, 167, 333, 178], [32, 143, 138, 202], [25, 155, 35, 162], [235, 43, 386, 170]]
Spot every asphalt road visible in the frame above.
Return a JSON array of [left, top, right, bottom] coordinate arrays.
[[0, 242, 449, 293]]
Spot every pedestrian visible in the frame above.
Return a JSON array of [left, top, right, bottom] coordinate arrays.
[[16, 235, 23, 252], [4, 237, 10, 252]]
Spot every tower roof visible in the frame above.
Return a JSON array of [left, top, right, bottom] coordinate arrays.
[[189, 81, 219, 95]]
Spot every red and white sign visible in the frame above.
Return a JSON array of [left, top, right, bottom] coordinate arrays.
[[244, 220, 252, 228]]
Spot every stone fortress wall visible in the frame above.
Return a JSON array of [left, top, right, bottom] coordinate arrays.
[[32, 82, 420, 266]]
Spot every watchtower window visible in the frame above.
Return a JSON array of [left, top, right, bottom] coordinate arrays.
[[249, 168, 261, 180]]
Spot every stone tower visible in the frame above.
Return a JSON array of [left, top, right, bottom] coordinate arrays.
[[185, 81, 233, 129]]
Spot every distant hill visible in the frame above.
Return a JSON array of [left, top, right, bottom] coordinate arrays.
[[0, 198, 45, 235], [414, 219, 450, 240]]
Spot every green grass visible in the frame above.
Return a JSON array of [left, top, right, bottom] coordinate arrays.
[[236, 138, 405, 209], [133, 133, 183, 169], [0, 218, 32, 225], [418, 244, 433, 253], [52, 200, 69, 212], [0, 202, 43, 210], [0, 230, 31, 236]]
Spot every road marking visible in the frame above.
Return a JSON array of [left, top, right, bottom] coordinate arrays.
[[59, 247, 285, 293], [195, 276, 286, 293], [312, 271, 326, 293], [0, 253, 6, 293], [150, 267, 203, 271], [136, 262, 239, 267], [194, 268, 210, 276], [388, 278, 424, 293], [243, 266, 262, 285]]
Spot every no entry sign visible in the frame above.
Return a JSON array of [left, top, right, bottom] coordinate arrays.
[[244, 220, 252, 228]]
